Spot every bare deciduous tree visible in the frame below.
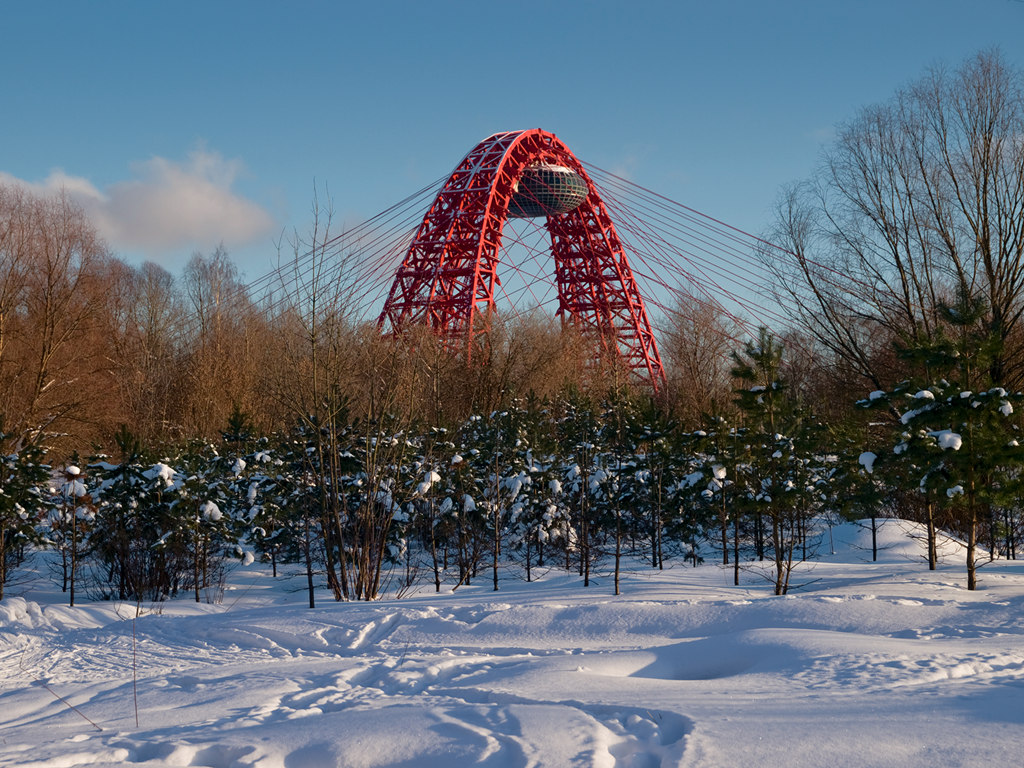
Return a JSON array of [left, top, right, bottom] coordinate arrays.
[[180, 244, 265, 438], [0, 185, 112, 451], [660, 294, 738, 426], [767, 50, 1024, 389], [105, 260, 185, 444]]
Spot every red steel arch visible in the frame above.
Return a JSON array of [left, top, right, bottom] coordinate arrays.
[[378, 129, 666, 390]]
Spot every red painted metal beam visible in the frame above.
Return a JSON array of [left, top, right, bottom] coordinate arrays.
[[378, 129, 666, 390]]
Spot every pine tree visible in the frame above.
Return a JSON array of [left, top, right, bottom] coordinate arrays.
[[624, 402, 681, 572], [599, 387, 639, 595], [0, 436, 49, 600], [407, 427, 449, 593], [242, 438, 291, 577], [448, 416, 488, 587], [860, 291, 1024, 589], [466, 403, 531, 592], [46, 460, 93, 605], [511, 397, 565, 581], [730, 328, 824, 594], [89, 427, 149, 600], [683, 418, 746, 582], [559, 391, 602, 586]]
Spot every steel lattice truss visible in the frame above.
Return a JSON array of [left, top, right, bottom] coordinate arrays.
[[377, 129, 666, 390]]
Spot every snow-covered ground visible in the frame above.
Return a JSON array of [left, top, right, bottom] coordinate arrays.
[[3, 520, 1024, 768]]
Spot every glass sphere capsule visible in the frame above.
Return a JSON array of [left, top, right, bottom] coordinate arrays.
[[508, 163, 588, 218]]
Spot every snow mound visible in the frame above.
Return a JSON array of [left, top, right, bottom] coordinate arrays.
[[0, 597, 46, 629], [821, 518, 966, 564]]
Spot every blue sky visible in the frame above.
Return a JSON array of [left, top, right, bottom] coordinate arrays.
[[3, 0, 1023, 280]]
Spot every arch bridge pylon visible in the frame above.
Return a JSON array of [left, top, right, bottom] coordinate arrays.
[[377, 129, 666, 391]]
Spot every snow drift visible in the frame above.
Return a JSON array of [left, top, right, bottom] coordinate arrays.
[[1, 520, 1023, 768]]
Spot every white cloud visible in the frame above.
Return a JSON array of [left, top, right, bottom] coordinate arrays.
[[0, 148, 275, 257]]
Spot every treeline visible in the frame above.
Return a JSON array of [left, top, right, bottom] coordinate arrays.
[[0, 373, 867, 605], [0, 182, 639, 454], [3, 311, 1024, 604]]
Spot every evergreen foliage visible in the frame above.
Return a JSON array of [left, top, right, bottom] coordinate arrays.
[[859, 292, 1024, 589]]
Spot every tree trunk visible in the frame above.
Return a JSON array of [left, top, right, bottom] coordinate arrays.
[[70, 516, 77, 608], [304, 519, 316, 609], [720, 493, 729, 565], [492, 507, 500, 592], [431, 513, 441, 593], [967, 506, 978, 591], [773, 515, 784, 596], [733, 505, 740, 586], [614, 508, 621, 596], [926, 499, 937, 570]]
